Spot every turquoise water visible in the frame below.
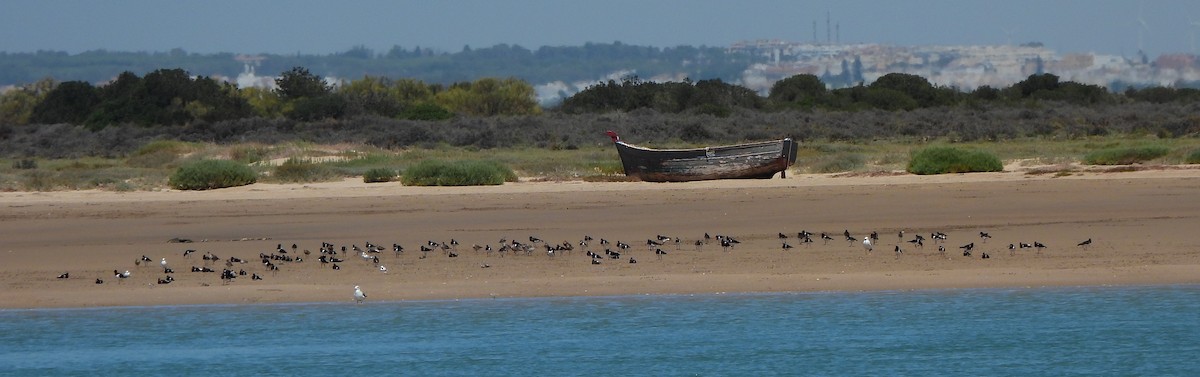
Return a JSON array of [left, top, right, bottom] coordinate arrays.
[[2, 285, 1198, 376]]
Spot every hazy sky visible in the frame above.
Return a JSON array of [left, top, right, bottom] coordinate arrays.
[[3, 0, 1198, 57]]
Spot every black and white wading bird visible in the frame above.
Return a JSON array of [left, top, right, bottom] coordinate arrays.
[[114, 270, 131, 283], [1077, 238, 1092, 249]]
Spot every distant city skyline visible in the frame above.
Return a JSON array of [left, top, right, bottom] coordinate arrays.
[[2, 0, 1199, 57]]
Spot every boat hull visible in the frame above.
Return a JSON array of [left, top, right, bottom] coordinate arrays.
[[613, 139, 798, 182]]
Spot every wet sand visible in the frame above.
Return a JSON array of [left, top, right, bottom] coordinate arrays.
[[2, 167, 1198, 309]]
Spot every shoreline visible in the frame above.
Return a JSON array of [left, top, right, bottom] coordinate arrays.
[[3, 168, 1199, 309], [6, 282, 1197, 312]]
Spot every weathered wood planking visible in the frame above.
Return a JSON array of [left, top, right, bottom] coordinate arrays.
[[606, 131, 798, 182]]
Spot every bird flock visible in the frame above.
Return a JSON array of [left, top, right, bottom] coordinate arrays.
[[58, 229, 1091, 303]]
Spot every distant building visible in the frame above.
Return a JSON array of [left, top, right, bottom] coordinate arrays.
[[731, 40, 1200, 93]]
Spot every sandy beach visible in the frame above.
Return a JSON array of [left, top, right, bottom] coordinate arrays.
[[2, 166, 1199, 309]]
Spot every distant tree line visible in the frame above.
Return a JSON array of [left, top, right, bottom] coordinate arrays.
[[560, 76, 764, 116], [2, 67, 539, 128], [29, 68, 252, 129], [559, 71, 1197, 114], [6, 64, 1200, 128], [11, 64, 1198, 130]]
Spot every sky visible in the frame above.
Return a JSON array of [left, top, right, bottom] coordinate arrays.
[[2, 0, 1199, 57]]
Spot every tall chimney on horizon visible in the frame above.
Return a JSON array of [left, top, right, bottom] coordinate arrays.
[[826, 11, 831, 44]]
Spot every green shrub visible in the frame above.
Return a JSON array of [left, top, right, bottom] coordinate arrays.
[[273, 158, 338, 183], [1187, 149, 1200, 164], [169, 159, 257, 190], [363, 167, 397, 183], [401, 159, 517, 186], [1083, 145, 1170, 165], [906, 146, 1003, 175]]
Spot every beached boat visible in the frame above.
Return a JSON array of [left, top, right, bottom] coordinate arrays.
[[605, 131, 798, 182]]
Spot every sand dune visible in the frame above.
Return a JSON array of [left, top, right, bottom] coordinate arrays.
[[2, 168, 1198, 309]]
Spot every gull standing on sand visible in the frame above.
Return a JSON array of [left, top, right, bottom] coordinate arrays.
[[862, 236, 873, 254], [160, 257, 169, 271], [354, 285, 367, 304]]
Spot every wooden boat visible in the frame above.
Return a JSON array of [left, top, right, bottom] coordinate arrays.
[[605, 131, 798, 182]]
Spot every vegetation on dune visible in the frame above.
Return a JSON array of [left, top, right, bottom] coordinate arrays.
[[1083, 145, 1171, 165], [401, 159, 517, 186], [3, 60, 1200, 191], [1187, 149, 1200, 164], [3, 135, 1200, 191], [125, 140, 198, 168], [906, 146, 1004, 175], [362, 167, 397, 183], [229, 144, 272, 164], [168, 159, 257, 190], [11, 158, 37, 170], [271, 158, 338, 183], [3, 68, 1199, 167]]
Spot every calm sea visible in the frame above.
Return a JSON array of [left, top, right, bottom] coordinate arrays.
[[2, 285, 1198, 376]]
